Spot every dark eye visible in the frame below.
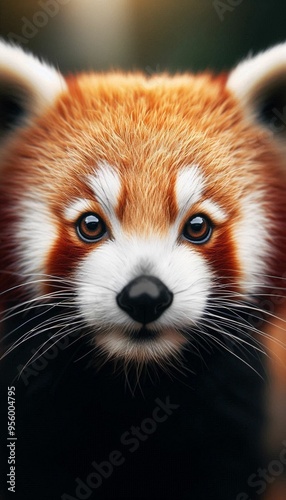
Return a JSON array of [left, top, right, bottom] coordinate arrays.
[[76, 213, 107, 243], [183, 214, 212, 244]]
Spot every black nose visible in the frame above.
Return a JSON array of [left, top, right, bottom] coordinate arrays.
[[116, 275, 173, 324]]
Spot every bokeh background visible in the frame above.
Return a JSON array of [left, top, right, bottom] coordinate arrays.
[[0, 0, 286, 74]]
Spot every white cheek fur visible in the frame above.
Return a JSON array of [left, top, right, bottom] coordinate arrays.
[[16, 198, 57, 294], [234, 192, 270, 294]]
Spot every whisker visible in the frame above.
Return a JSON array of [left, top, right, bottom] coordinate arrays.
[[18, 319, 85, 375]]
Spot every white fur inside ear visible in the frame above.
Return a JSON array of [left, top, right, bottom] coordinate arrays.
[[0, 40, 66, 116], [227, 43, 286, 110]]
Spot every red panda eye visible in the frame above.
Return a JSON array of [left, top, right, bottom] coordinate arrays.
[[183, 214, 212, 244], [76, 213, 107, 243]]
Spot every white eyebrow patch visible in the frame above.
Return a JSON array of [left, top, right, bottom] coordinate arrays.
[[88, 161, 121, 217], [175, 166, 227, 224], [175, 165, 205, 216], [199, 199, 228, 223], [64, 199, 91, 221]]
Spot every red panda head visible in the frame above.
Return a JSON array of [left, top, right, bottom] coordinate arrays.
[[0, 41, 286, 365]]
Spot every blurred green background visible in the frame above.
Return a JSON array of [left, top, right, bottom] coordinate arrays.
[[0, 0, 286, 75]]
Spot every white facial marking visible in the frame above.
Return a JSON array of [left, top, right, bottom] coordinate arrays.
[[88, 161, 121, 222], [175, 166, 227, 227], [234, 193, 270, 294], [175, 165, 205, 216], [199, 200, 228, 224], [17, 198, 57, 292], [64, 199, 91, 221]]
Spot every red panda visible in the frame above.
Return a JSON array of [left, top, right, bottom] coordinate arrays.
[[0, 40, 286, 500]]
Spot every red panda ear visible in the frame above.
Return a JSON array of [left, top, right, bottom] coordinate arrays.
[[0, 40, 66, 142], [227, 43, 286, 139]]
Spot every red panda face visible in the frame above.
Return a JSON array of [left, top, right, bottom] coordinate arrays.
[[1, 42, 286, 366]]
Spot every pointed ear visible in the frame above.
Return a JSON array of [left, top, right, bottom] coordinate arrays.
[[227, 43, 286, 138], [0, 40, 66, 142]]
